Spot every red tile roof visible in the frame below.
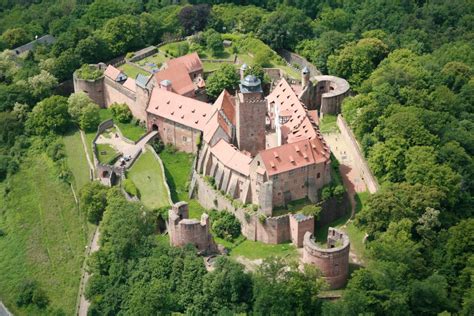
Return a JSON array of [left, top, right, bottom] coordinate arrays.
[[167, 52, 203, 74], [104, 65, 122, 81], [154, 63, 195, 96], [210, 139, 251, 176], [147, 88, 215, 131], [259, 138, 330, 176]]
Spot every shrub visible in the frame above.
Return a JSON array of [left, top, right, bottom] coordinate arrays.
[[258, 214, 267, 224], [210, 210, 241, 241], [125, 52, 135, 59], [123, 179, 139, 197], [75, 64, 103, 81], [110, 103, 132, 123], [16, 279, 49, 309], [333, 184, 345, 201], [151, 138, 165, 153], [0, 229, 5, 237], [244, 212, 251, 222], [46, 140, 66, 162], [253, 49, 274, 68], [321, 186, 333, 201], [300, 205, 322, 218], [79, 104, 101, 132]]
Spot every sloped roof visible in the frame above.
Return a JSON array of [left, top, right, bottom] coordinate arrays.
[[147, 88, 214, 131], [104, 65, 122, 81], [210, 139, 251, 176], [267, 78, 318, 143], [202, 90, 235, 143], [123, 77, 136, 92], [12, 35, 56, 54], [154, 63, 195, 96], [258, 138, 330, 176], [136, 73, 151, 88], [166, 52, 203, 74]]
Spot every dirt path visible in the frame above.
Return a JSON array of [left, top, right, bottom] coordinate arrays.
[[77, 228, 100, 316], [80, 130, 95, 173]]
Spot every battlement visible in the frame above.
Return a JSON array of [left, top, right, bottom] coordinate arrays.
[[168, 201, 217, 255], [303, 228, 350, 289]]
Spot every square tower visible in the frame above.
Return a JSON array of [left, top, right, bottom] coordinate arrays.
[[236, 75, 266, 156]]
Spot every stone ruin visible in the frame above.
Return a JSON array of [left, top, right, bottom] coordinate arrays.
[[168, 201, 217, 255], [303, 227, 350, 289]]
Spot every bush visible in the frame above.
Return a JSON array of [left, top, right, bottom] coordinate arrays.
[[80, 182, 108, 224], [210, 210, 241, 241], [123, 179, 139, 197], [47, 140, 66, 162], [258, 214, 267, 224], [151, 138, 165, 153], [300, 205, 322, 218], [110, 103, 132, 123], [0, 229, 5, 237], [16, 279, 49, 309], [254, 49, 274, 67], [321, 186, 333, 201], [333, 185, 345, 201], [79, 104, 101, 132], [75, 64, 103, 81]]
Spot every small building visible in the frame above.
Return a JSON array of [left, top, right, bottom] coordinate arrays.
[[11, 35, 56, 55]]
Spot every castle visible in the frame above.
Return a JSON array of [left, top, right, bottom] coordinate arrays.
[[73, 53, 350, 214]]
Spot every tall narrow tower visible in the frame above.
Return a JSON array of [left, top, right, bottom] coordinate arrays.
[[236, 75, 266, 156]]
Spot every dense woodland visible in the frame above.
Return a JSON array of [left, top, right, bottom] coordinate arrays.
[[0, 0, 473, 315]]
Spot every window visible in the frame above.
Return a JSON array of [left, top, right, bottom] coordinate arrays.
[[257, 161, 260, 166], [182, 136, 187, 142], [317, 172, 321, 179]]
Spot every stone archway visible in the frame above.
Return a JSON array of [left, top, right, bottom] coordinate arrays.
[[152, 124, 158, 131]]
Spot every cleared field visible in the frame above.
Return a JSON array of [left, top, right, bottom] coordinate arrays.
[[127, 150, 170, 210], [119, 63, 150, 78], [160, 149, 207, 219], [0, 155, 91, 315], [63, 130, 90, 191], [230, 240, 297, 260]]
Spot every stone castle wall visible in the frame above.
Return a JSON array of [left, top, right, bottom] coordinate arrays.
[[191, 172, 315, 245], [337, 115, 379, 193], [73, 73, 105, 107], [290, 215, 315, 248], [303, 228, 350, 289], [277, 49, 321, 77]]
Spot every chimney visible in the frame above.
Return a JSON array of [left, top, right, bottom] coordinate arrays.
[[160, 79, 172, 92]]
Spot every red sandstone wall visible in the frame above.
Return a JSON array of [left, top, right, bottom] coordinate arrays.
[[289, 216, 314, 248], [147, 114, 200, 153]]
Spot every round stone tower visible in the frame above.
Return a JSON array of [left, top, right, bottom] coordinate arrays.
[[73, 63, 106, 107], [302, 228, 350, 289]]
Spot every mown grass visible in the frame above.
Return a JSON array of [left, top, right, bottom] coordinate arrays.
[[119, 63, 150, 78], [230, 240, 297, 260], [63, 130, 90, 191], [127, 150, 170, 210], [159, 148, 207, 219], [0, 155, 92, 315], [319, 114, 339, 134], [96, 143, 119, 165]]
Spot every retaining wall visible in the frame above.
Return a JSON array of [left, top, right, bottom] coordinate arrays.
[[278, 49, 321, 76], [337, 115, 379, 193]]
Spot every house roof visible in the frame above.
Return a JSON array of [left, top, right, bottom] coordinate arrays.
[[154, 63, 195, 96], [210, 139, 251, 176], [202, 90, 235, 143], [12, 35, 56, 54], [123, 78, 136, 92], [267, 78, 318, 143], [136, 73, 151, 89], [258, 138, 329, 176], [166, 52, 203, 74], [104, 65, 123, 81], [147, 88, 214, 131]]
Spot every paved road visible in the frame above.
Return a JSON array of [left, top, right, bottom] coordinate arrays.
[[0, 301, 12, 316]]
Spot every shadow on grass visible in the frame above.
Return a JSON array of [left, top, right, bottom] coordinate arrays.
[[161, 162, 179, 203]]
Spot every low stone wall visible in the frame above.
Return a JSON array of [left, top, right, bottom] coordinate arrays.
[[337, 115, 379, 193], [278, 49, 321, 76]]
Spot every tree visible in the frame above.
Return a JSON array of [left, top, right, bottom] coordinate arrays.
[[0, 112, 23, 148], [368, 138, 407, 183], [110, 103, 132, 123], [1, 28, 30, 48], [237, 6, 267, 34], [200, 257, 252, 314], [26, 96, 71, 135], [80, 104, 101, 132], [410, 273, 450, 315], [440, 61, 472, 92], [210, 210, 241, 241], [27, 70, 58, 101], [328, 38, 388, 90], [76, 35, 111, 64], [253, 257, 324, 315], [258, 6, 312, 50], [204, 29, 223, 57], [101, 15, 143, 56], [205, 64, 240, 99], [68, 92, 94, 122], [178, 4, 210, 35]]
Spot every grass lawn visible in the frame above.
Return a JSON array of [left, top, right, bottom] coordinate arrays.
[[272, 197, 312, 216], [159, 148, 207, 219], [137, 51, 169, 68], [319, 114, 339, 134], [63, 130, 90, 191], [230, 240, 297, 260], [119, 63, 150, 78], [0, 155, 92, 315], [127, 150, 170, 210], [96, 143, 120, 165]]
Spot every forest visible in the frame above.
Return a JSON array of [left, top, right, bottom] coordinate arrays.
[[0, 0, 473, 315]]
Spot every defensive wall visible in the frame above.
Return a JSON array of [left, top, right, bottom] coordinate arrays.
[[191, 171, 323, 245], [313, 75, 351, 114], [303, 228, 350, 289], [278, 49, 321, 77], [337, 115, 379, 193]]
